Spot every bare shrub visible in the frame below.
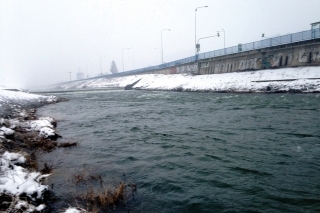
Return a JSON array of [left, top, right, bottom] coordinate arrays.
[[40, 162, 54, 174], [81, 182, 126, 209], [72, 169, 103, 186]]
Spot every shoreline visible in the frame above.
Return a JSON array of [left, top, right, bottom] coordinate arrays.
[[0, 90, 133, 213], [0, 90, 65, 212]]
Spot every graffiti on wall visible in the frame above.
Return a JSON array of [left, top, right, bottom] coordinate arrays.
[[238, 58, 259, 70], [176, 64, 198, 74], [298, 49, 309, 63]]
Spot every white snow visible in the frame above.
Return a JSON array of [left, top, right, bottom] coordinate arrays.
[[14, 200, 46, 212], [0, 152, 50, 199], [39, 126, 56, 138], [26, 117, 56, 138], [56, 66, 320, 92], [7, 117, 57, 138], [28, 118, 54, 130], [0, 89, 59, 211], [2, 151, 26, 164], [39, 117, 56, 125], [64, 207, 88, 213], [64, 208, 81, 213], [0, 126, 14, 136], [0, 89, 57, 103], [35, 204, 46, 211]]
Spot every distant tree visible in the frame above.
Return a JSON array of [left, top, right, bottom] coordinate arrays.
[[110, 60, 118, 74]]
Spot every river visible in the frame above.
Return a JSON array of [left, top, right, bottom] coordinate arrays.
[[37, 90, 320, 212]]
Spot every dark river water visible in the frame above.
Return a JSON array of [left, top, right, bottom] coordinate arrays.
[[37, 90, 320, 213]]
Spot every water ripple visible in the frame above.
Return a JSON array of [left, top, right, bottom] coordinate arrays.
[[37, 90, 320, 212]]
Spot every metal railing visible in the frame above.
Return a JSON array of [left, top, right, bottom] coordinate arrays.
[[90, 28, 320, 79]]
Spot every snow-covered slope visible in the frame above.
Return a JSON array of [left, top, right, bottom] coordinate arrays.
[[0, 89, 58, 117], [56, 67, 320, 92]]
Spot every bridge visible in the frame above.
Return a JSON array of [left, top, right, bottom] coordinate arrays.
[[62, 27, 320, 84]]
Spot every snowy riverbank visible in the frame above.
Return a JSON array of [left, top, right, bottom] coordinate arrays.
[[55, 66, 320, 93], [0, 89, 127, 213], [0, 89, 64, 212]]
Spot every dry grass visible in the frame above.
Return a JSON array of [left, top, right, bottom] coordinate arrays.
[[12, 131, 58, 152], [74, 171, 88, 185], [82, 182, 126, 208], [71, 169, 133, 212], [58, 142, 77, 148], [1, 140, 22, 152], [72, 169, 103, 186], [26, 137, 58, 152], [24, 151, 39, 171], [40, 162, 54, 174]]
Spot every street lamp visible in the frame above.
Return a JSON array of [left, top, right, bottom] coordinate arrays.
[[161, 29, 170, 64], [128, 57, 135, 69], [100, 56, 106, 75], [154, 48, 161, 64], [196, 33, 220, 53], [122, 48, 129, 72], [86, 63, 92, 78], [218, 29, 225, 51], [195, 6, 208, 55]]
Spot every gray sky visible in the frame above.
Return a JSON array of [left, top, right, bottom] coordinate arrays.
[[1, 0, 319, 89]]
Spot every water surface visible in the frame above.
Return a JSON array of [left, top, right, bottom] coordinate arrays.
[[38, 90, 320, 212]]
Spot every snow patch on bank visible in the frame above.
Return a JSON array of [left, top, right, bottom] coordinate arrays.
[[7, 116, 58, 139], [0, 126, 14, 136], [0, 89, 59, 117], [63, 207, 89, 213], [0, 89, 57, 103], [56, 66, 320, 92], [0, 151, 50, 198]]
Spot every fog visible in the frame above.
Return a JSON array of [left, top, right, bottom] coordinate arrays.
[[0, 0, 319, 89]]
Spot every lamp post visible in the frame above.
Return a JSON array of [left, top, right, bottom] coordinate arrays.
[[196, 33, 220, 54], [100, 56, 106, 75], [195, 6, 208, 55], [122, 48, 129, 72], [218, 29, 225, 52], [86, 63, 91, 78], [128, 57, 135, 69], [161, 29, 170, 64], [154, 48, 161, 64]]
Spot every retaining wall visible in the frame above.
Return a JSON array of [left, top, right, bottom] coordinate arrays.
[[148, 39, 320, 75]]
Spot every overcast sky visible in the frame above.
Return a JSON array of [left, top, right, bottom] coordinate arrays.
[[1, 0, 319, 89]]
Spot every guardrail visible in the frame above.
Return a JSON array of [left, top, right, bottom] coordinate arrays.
[[84, 28, 320, 80]]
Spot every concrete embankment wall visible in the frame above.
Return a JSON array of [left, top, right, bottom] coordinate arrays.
[[146, 39, 320, 75]]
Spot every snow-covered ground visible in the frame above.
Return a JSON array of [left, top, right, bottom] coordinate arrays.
[[0, 88, 58, 117], [0, 89, 57, 105], [56, 66, 320, 92], [0, 89, 62, 212], [0, 151, 49, 211]]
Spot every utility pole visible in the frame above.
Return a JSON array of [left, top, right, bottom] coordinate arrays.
[[100, 56, 106, 75], [161, 29, 170, 64], [122, 48, 129, 72], [195, 6, 208, 55]]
